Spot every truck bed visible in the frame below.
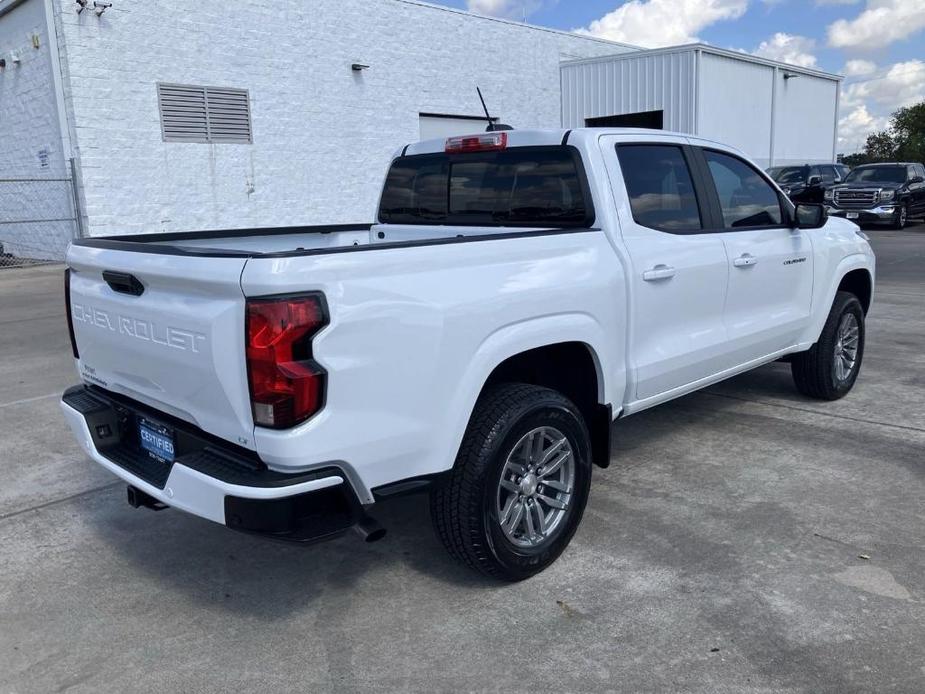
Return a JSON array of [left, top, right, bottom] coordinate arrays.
[[65, 221, 605, 465]]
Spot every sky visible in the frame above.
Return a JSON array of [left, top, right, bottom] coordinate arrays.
[[427, 0, 925, 154]]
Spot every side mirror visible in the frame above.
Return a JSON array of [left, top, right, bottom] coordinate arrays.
[[794, 203, 826, 229], [807, 175, 823, 186], [910, 176, 924, 184]]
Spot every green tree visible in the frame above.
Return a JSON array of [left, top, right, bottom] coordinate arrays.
[[864, 130, 897, 162], [840, 152, 869, 168], [891, 103, 925, 162]]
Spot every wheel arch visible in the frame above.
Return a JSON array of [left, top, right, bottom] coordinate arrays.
[[483, 342, 613, 469], [837, 268, 873, 315], [802, 254, 874, 346], [437, 314, 622, 481]]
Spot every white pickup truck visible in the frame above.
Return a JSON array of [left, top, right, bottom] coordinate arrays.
[[61, 128, 875, 581]]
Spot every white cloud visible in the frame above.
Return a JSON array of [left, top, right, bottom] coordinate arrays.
[[838, 104, 888, 151], [844, 60, 925, 110], [839, 60, 925, 151], [466, 0, 542, 19], [753, 33, 818, 68], [575, 0, 748, 48], [843, 59, 876, 76], [828, 0, 925, 49]]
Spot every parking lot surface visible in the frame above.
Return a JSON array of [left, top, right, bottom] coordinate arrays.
[[2, 225, 924, 693]]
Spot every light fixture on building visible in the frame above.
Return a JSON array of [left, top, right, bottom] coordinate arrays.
[[76, 0, 88, 13], [0, 58, 5, 70], [10, 51, 20, 65], [783, 72, 800, 80], [351, 63, 369, 72], [93, 1, 112, 16]]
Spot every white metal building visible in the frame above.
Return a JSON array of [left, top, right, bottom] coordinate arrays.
[[0, 0, 841, 259], [561, 45, 842, 169]]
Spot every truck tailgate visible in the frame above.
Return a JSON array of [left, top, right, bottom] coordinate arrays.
[[66, 245, 255, 450]]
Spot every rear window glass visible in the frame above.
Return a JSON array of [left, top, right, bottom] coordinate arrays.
[[378, 147, 593, 227]]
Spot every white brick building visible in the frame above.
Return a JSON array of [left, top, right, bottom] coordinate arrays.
[[0, 0, 840, 258]]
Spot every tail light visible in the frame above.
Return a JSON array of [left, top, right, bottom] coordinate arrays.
[[245, 294, 328, 429], [445, 131, 507, 153], [64, 268, 79, 359]]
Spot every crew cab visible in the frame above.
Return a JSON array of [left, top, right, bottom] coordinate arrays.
[[825, 162, 925, 229], [61, 129, 875, 581], [767, 163, 850, 204]]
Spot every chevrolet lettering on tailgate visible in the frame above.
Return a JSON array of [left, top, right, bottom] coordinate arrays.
[[71, 303, 207, 354]]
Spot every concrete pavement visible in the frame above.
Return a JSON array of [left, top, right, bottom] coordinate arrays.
[[1, 227, 924, 693]]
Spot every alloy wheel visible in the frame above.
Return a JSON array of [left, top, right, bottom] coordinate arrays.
[[495, 426, 575, 549], [833, 312, 860, 383]]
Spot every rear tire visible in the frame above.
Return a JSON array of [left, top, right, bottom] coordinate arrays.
[[430, 383, 592, 581], [791, 291, 865, 400]]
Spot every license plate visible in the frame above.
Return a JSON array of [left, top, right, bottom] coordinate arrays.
[[847, 212, 860, 219], [139, 418, 175, 463]]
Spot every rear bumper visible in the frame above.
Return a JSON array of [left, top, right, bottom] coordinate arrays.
[[827, 206, 897, 224], [60, 385, 367, 543]]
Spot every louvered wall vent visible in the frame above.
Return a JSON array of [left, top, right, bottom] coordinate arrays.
[[157, 83, 252, 144]]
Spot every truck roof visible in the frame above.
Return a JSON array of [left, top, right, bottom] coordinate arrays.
[[401, 127, 750, 164], [403, 127, 719, 158]]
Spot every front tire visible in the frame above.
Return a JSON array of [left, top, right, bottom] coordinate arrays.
[[430, 383, 592, 581], [791, 291, 865, 400], [892, 202, 908, 229]]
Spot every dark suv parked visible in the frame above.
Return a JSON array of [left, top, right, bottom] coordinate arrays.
[[825, 163, 925, 229], [767, 163, 850, 204]]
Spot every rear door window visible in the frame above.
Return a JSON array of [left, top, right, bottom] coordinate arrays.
[[616, 144, 703, 232], [703, 150, 783, 228], [378, 147, 593, 227]]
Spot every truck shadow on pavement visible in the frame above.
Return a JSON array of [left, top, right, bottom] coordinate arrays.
[[83, 361, 846, 620], [86, 483, 496, 620]]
